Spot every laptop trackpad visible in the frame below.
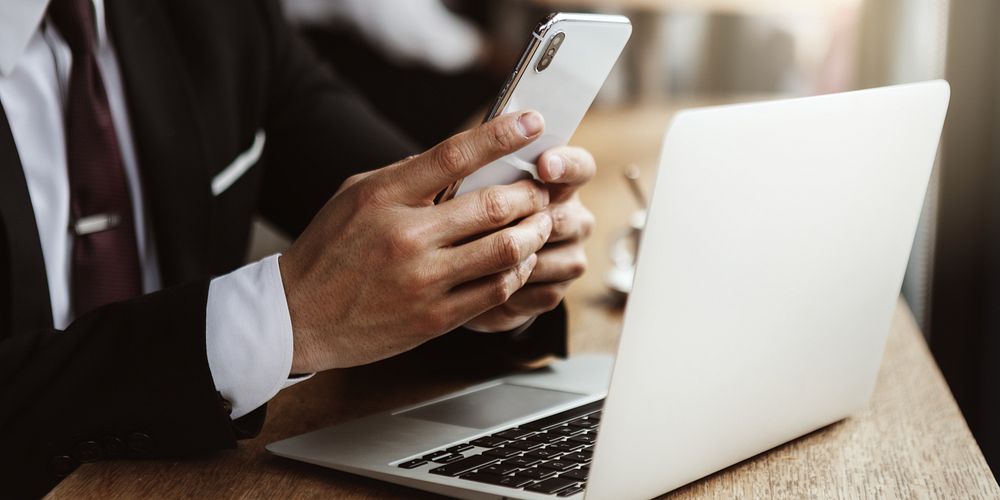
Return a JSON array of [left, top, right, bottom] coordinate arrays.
[[397, 383, 585, 430]]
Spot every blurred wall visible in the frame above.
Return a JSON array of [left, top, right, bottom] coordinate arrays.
[[932, 0, 1000, 476]]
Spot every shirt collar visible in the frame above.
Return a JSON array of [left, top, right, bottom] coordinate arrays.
[[0, 0, 107, 77]]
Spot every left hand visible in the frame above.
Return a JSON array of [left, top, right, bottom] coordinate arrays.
[[464, 146, 596, 332]]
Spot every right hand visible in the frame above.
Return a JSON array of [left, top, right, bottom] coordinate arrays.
[[280, 111, 552, 373]]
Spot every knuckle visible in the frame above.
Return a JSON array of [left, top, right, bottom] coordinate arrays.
[[490, 274, 516, 304], [538, 286, 564, 311], [482, 187, 511, 225], [420, 307, 449, 336], [351, 177, 393, 209], [582, 209, 596, 237], [436, 141, 468, 177], [550, 208, 568, 237], [517, 259, 534, 283], [344, 172, 367, 188], [492, 232, 522, 268], [574, 149, 597, 179], [489, 121, 517, 151], [566, 256, 588, 280], [407, 265, 439, 290], [386, 224, 424, 257]]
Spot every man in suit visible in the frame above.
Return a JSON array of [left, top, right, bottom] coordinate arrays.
[[0, 0, 596, 497]]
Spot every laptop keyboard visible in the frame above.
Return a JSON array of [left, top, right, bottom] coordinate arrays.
[[395, 399, 604, 496]]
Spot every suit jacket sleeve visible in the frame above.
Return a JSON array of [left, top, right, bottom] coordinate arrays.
[[0, 282, 241, 498], [253, 0, 568, 366]]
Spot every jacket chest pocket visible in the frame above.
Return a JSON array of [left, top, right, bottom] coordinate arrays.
[[208, 129, 266, 271], [212, 130, 265, 196]]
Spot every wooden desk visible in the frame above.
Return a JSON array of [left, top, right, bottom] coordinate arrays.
[[49, 104, 999, 499]]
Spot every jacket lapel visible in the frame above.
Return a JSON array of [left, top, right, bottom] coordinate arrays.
[[0, 104, 54, 336], [105, 0, 212, 286]]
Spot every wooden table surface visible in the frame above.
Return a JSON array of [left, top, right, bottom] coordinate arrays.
[[50, 102, 1000, 499]]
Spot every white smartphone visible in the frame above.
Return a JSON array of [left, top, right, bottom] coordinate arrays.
[[436, 12, 632, 202]]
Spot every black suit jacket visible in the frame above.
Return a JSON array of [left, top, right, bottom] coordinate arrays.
[[0, 1, 567, 497]]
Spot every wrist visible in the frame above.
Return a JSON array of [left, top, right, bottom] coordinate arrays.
[[279, 253, 322, 374]]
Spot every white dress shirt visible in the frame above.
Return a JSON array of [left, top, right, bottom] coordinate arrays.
[[0, 0, 305, 419]]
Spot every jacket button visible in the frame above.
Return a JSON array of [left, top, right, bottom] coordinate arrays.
[[221, 398, 233, 416], [51, 455, 77, 477], [74, 440, 103, 463], [127, 432, 155, 454], [104, 436, 127, 458]]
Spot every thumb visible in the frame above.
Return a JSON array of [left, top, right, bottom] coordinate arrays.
[[382, 110, 544, 204]]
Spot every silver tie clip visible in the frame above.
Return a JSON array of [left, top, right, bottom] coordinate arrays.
[[72, 213, 122, 236]]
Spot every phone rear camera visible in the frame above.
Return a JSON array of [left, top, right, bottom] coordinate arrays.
[[535, 32, 566, 72]]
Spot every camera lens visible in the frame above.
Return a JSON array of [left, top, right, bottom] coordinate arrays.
[[536, 32, 564, 72]]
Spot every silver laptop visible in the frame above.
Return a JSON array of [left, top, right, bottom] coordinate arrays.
[[267, 81, 950, 499]]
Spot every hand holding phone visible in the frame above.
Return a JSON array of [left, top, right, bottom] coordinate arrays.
[[436, 12, 632, 202]]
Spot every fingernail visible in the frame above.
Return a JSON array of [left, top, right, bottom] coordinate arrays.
[[547, 154, 565, 180], [525, 253, 538, 269], [540, 212, 553, 234], [517, 111, 544, 137]]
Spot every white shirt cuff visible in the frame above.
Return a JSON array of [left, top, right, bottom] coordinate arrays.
[[205, 253, 313, 419]]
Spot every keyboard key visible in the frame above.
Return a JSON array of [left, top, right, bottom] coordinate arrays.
[[521, 400, 605, 431], [558, 486, 586, 497], [562, 452, 591, 463], [568, 418, 598, 429], [398, 459, 427, 469], [516, 467, 557, 480], [446, 444, 474, 453], [483, 447, 520, 459], [525, 432, 564, 444], [524, 477, 579, 494], [506, 439, 544, 451], [560, 468, 589, 481], [461, 472, 534, 488], [494, 429, 535, 440], [568, 433, 596, 445], [525, 448, 562, 460], [549, 426, 585, 436], [429, 455, 498, 477], [503, 456, 541, 468], [479, 463, 521, 475], [422, 450, 450, 461], [538, 460, 576, 471], [433, 453, 465, 464], [470, 436, 508, 448], [549, 442, 585, 453]]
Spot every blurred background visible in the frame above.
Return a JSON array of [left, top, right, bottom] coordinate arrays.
[[253, 0, 999, 477]]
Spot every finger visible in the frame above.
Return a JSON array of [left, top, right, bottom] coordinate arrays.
[[503, 282, 570, 316], [537, 146, 596, 202], [526, 242, 587, 284], [547, 200, 595, 243], [442, 212, 552, 284], [383, 110, 545, 203], [429, 180, 549, 244], [446, 254, 538, 321]]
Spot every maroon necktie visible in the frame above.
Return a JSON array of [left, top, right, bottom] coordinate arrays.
[[49, 0, 143, 316]]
